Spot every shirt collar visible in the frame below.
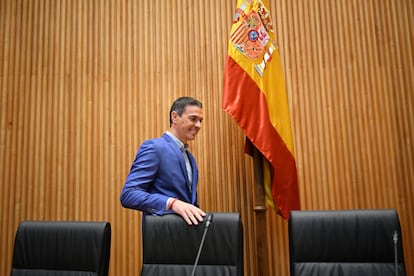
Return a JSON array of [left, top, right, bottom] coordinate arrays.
[[166, 131, 189, 152]]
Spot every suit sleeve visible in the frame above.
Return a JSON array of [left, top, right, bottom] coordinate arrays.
[[120, 140, 170, 215]]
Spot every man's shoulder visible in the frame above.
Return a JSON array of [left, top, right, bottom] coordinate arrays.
[[141, 134, 171, 147]]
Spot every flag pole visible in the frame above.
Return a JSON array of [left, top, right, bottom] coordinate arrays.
[[252, 145, 269, 276]]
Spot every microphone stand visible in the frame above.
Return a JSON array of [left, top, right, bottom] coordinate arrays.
[[190, 214, 213, 276], [393, 231, 398, 276]]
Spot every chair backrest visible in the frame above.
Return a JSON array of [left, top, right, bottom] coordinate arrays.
[[11, 221, 111, 276], [288, 209, 406, 276], [141, 212, 243, 276]]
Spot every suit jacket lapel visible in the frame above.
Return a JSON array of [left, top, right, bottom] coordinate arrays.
[[162, 134, 191, 190], [187, 152, 198, 202]]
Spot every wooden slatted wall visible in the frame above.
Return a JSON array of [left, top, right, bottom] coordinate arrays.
[[1, 0, 413, 275]]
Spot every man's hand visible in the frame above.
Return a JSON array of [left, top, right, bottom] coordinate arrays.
[[171, 200, 206, 225]]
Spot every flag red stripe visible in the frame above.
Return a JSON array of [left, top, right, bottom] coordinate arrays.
[[223, 56, 300, 219]]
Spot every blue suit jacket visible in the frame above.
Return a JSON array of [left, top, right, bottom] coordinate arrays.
[[120, 133, 199, 215]]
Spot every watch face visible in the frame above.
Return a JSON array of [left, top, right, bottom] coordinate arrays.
[[244, 40, 264, 60]]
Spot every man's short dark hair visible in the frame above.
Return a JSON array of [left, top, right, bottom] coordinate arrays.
[[169, 97, 202, 126]]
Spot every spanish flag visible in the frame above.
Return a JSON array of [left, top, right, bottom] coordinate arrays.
[[223, 0, 300, 219]]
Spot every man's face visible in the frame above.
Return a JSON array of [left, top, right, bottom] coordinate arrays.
[[171, 105, 203, 144]]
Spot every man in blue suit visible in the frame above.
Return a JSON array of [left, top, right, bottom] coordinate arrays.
[[120, 97, 206, 225]]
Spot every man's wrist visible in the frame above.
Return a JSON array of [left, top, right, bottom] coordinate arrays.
[[168, 198, 178, 210]]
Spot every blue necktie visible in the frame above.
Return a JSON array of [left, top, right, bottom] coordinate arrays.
[[182, 147, 192, 192]]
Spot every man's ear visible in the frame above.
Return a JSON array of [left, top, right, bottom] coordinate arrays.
[[171, 111, 178, 123]]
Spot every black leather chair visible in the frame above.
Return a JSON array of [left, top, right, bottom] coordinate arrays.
[[11, 221, 111, 276], [288, 209, 406, 276], [141, 212, 243, 276]]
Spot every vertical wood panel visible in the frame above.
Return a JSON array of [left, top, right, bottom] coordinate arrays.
[[1, 0, 413, 275]]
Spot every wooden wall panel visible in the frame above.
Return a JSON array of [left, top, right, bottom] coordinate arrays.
[[1, 0, 413, 275]]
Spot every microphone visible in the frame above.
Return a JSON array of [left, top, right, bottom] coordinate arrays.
[[393, 230, 398, 276], [190, 213, 214, 276]]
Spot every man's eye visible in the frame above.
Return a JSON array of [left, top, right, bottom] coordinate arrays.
[[188, 117, 202, 123]]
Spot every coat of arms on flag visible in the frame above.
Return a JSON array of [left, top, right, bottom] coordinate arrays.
[[230, 1, 275, 76]]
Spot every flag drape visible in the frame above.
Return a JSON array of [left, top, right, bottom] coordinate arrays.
[[222, 0, 300, 219]]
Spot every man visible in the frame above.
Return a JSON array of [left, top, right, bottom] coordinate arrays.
[[120, 97, 206, 225]]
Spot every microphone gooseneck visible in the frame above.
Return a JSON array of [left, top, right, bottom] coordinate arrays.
[[393, 230, 398, 276], [190, 213, 214, 276], [205, 213, 213, 227]]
